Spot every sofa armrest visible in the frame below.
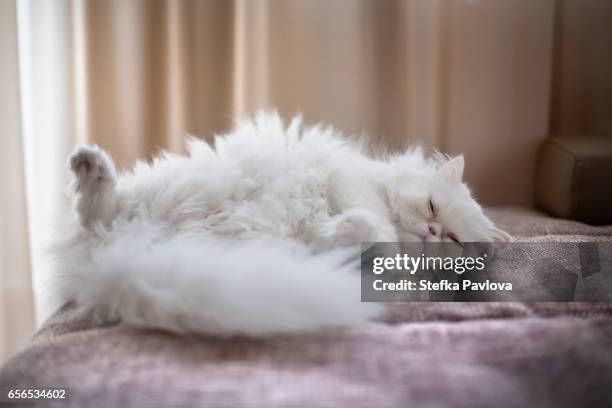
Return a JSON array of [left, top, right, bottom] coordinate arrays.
[[535, 135, 612, 225]]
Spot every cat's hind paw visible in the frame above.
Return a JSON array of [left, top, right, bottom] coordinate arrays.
[[69, 145, 116, 191]]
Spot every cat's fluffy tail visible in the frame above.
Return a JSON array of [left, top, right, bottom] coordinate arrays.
[[54, 222, 381, 335]]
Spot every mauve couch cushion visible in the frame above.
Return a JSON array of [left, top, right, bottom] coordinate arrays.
[[1, 207, 611, 408]]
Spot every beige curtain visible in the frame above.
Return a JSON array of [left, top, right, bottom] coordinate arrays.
[[75, 0, 556, 205], [3, 0, 612, 363], [0, 0, 35, 364]]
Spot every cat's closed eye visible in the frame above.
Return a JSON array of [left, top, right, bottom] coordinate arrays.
[[428, 198, 437, 217]]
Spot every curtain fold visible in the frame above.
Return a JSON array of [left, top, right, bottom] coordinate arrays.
[[17, 0, 78, 326], [0, 0, 35, 364]]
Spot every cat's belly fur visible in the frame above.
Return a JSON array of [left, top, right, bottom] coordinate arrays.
[[115, 158, 344, 243], [200, 170, 335, 241]]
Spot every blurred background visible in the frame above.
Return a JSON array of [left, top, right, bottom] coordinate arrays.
[[1, 0, 611, 362]]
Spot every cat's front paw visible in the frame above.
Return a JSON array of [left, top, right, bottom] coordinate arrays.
[[69, 145, 116, 190], [333, 209, 379, 246]]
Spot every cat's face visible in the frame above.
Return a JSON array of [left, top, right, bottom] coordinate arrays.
[[393, 156, 512, 244]]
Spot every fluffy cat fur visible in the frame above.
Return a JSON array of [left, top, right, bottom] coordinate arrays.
[[49, 112, 511, 336]]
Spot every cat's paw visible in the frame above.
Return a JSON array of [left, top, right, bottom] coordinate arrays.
[[69, 145, 116, 190], [333, 209, 379, 246]]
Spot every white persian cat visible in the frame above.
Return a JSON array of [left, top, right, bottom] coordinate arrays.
[[50, 112, 510, 335]]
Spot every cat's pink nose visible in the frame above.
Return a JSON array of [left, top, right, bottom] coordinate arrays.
[[428, 225, 437, 236]]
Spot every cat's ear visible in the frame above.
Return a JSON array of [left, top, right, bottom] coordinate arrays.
[[437, 155, 464, 183]]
